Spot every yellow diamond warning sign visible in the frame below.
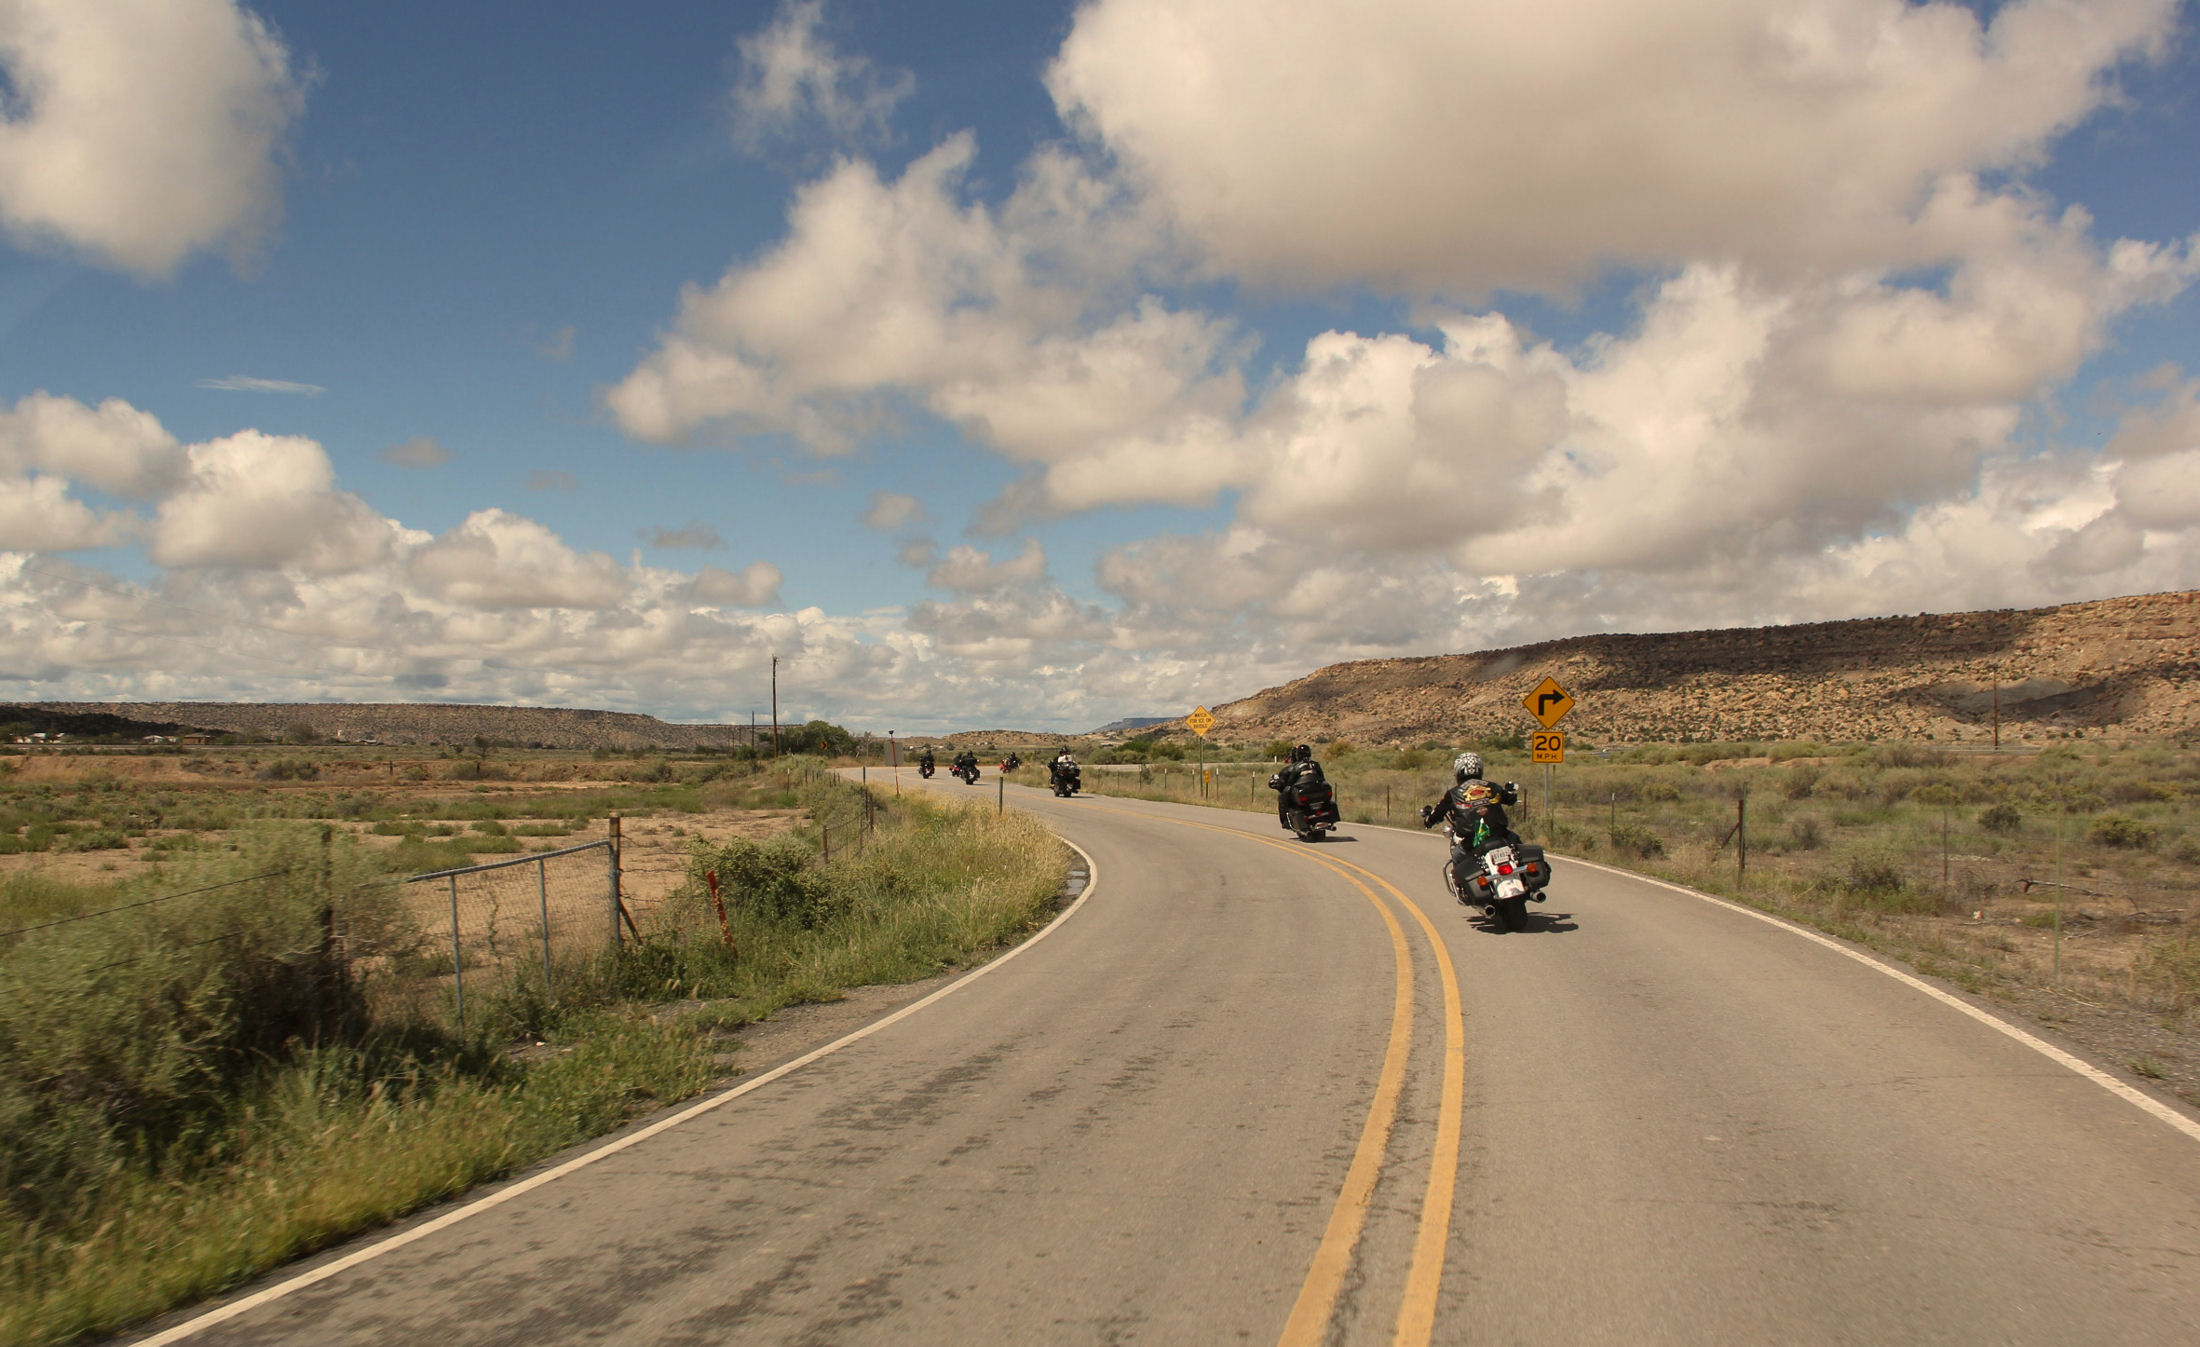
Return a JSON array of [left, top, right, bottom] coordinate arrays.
[[1522, 677, 1575, 729], [1186, 706, 1216, 738]]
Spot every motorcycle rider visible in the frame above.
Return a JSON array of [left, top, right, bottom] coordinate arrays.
[[953, 749, 978, 779], [918, 747, 935, 776], [1420, 752, 1522, 902], [1268, 744, 1326, 828]]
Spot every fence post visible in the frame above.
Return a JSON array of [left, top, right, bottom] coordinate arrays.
[[1736, 791, 1748, 889], [448, 873, 465, 1029], [608, 812, 623, 952], [706, 869, 735, 952], [536, 857, 554, 1003]]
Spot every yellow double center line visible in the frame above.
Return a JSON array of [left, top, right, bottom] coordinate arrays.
[[1077, 799, 1467, 1346]]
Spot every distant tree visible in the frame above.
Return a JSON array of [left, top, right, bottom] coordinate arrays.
[[780, 719, 856, 757], [282, 721, 320, 745]]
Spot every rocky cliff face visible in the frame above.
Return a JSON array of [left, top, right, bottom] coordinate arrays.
[[1205, 590, 2199, 746]]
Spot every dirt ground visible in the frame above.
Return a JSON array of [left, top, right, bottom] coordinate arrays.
[[0, 749, 799, 905]]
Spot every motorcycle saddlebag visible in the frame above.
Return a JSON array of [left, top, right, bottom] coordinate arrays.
[[1513, 843, 1551, 891]]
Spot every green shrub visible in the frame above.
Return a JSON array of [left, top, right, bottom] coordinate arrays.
[[1841, 852, 1907, 896], [2107, 780, 2181, 804], [692, 834, 843, 929], [0, 828, 404, 1223], [2088, 815, 2157, 849], [2134, 938, 2200, 1009], [55, 829, 127, 853], [1608, 823, 1664, 859], [1979, 802, 2024, 835]]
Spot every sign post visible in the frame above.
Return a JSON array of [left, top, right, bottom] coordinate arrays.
[[1521, 678, 1577, 836]]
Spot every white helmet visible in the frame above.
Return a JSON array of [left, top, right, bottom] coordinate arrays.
[[1452, 752, 1484, 783]]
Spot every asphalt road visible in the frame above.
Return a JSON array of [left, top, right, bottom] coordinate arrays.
[[139, 773, 2200, 1345]]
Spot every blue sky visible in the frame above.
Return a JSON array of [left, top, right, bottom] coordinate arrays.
[[2, 0, 2197, 734]]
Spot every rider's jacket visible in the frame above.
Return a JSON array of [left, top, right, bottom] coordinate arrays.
[[1423, 780, 1518, 851], [1269, 759, 1326, 797]]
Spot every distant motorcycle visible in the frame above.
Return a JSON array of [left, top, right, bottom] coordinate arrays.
[[1445, 837, 1551, 932], [918, 760, 935, 779], [1050, 761, 1081, 797], [951, 760, 981, 785], [1001, 753, 1022, 773], [1273, 774, 1340, 842]]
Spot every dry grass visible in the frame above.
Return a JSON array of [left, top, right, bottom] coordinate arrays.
[[0, 763, 1065, 1346]]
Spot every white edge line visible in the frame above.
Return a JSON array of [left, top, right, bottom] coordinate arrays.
[[131, 838, 1102, 1346], [1562, 853, 2200, 1146]]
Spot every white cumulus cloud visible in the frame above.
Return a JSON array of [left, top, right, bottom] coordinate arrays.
[[1048, 0, 2177, 296], [151, 430, 395, 573], [0, 0, 306, 276], [408, 509, 630, 611], [689, 560, 784, 607], [730, 0, 912, 153]]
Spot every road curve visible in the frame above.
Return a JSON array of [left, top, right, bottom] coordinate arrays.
[[135, 772, 2200, 1345]]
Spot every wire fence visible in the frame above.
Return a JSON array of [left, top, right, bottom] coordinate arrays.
[[400, 839, 619, 1027]]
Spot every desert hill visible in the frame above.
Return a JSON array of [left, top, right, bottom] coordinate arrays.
[[0, 701, 759, 751], [1194, 590, 2198, 747], [9, 591, 2194, 753]]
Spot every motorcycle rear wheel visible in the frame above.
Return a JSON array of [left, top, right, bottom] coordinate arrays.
[[1496, 896, 1529, 932]]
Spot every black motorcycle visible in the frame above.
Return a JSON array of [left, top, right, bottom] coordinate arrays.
[[1002, 753, 1022, 773], [917, 759, 935, 779], [951, 760, 981, 785], [1447, 837, 1552, 932], [1275, 775, 1340, 842], [1050, 761, 1081, 797]]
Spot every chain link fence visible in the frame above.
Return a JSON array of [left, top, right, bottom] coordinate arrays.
[[401, 839, 620, 1027]]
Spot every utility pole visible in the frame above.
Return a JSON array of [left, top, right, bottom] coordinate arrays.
[[770, 655, 781, 757]]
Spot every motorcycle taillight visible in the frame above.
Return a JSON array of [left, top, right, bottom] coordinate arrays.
[[1497, 862, 1514, 875]]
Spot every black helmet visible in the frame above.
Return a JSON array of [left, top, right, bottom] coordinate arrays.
[[1453, 752, 1484, 783], [1291, 744, 1313, 763]]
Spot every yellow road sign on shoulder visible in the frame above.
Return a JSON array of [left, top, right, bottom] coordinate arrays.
[[1186, 705, 1216, 737], [1531, 731, 1565, 764], [1523, 677, 1575, 729]]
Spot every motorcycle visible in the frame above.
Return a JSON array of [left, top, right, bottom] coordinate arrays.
[[951, 760, 981, 785], [1274, 774, 1340, 842], [918, 760, 935, 779], [1001, 753, 1022, 773], [1050, 761, 1082, 797], [1445, 836, 1551, 932]]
